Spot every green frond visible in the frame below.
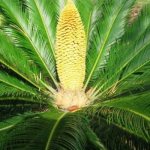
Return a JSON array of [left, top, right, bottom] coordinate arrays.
[[26, 0, 59, 58], [0, 111, 43, 148], [94, 8, 150, 98], [0, 0, 58, 87], [0, 84, 37, 103], [89, 115, 150, 150], [0, 71, 37, 95], [0, 65, 53, 104], [0, 31, 43, 90], [0, 71, 50, 104], [124, 4, 150, 42], [0, 104, 47, 119], [0, 82, 50, 106], [0, 0, 149, 149], [0, 82, 25, 97], [0, 30, 55, 93], [0, 109, 88, 150], [3, 26, 57, 91], [0, 98, 48, 121], [90, 91, 150, 141], [84, 0, 135, 89], [0, 111, 40, 129], [0, 13, 5, 27], [86, 3, 150, 90], [116, 63, 150, 95], [85, 127, 106, 150]]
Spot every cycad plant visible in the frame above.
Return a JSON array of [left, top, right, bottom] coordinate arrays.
[[0, 0, 150, 149]]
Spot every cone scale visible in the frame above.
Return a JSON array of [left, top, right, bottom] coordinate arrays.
[[55, 0, 87, 111]]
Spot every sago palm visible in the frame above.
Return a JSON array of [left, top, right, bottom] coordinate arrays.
[[0, 0, 150, 149]]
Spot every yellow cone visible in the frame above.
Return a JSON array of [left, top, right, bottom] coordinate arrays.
[[55, 0, 86, 91]]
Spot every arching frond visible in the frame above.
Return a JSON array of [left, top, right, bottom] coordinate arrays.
[[0, 111, 41, 128], [94, 5, 150, 98], [89, 114, 150, 150], [0, 0, 58, 87], [0, 82, 27, 97], [0, 103, 47, 121], [85, 127, 106, 150], [84, 0, 135, 89], [124, 4, 150, 42], [26, 0, 59, 58], [0, 111, 43, 148], [0, 82, 50, 107], [90, 91, 150, 142], [0, 0, 149, 149], [0, 109, 88, 150], [0, 71, 50, 104], [0, 71, 37, 95], [0, 31, 42, 90], [0, 13, 4, 27], [116, 63, 150, 95]]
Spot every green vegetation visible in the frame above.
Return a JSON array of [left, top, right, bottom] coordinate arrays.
[[0, 0, 150, 149]]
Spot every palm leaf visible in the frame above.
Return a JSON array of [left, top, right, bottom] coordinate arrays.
[[84, 0, 135, 89], [26, 0, 59, 58], [116, 63, 150, 95], [94, 6, 150, 98], [0, 109, 88, 150], [0, 111, 43, 149], [0, 98, 48, 121], [0, 13, 5, 27], [90, 91, 150, 142], [0, 71, 50, 104], [88, 2, 150, 90], [0, 111, 40, 130], [0, 71, 37, 95], [0, 0, 150, 149], [0, 82, 26, 97], [85, 127, 106, 150], [125, 4, 150, 42], [90, 115, 150, 150], [0, 83, 50, 119], [0, 0, 58, 87], [0, 31, 42, 90], [0, 31, 55, 93]]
